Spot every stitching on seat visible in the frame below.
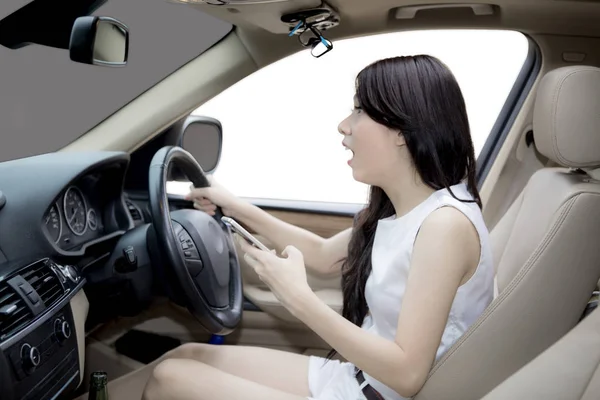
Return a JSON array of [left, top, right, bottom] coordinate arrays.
[[426, 195, 577, 378], [494, 189, 526, 281], [549, 69, 576, 167], [578, 351, 600, 399]]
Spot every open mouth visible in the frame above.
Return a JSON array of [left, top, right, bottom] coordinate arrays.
[[345, 147, 354, 164]]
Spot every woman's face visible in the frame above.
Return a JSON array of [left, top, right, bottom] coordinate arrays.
[[338, 96, 408, 187]]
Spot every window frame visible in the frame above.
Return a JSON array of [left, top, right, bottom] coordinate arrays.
[[475, 35, 542, 186]]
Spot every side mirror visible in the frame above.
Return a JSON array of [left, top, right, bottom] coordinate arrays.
[[174, 116, 223, 176], [69, 16, 129, 67], [180, 116, 223, 173]]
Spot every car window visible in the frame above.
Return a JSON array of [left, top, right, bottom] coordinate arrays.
[[0, 0, 232, 163], [171, 29, 530, 205]]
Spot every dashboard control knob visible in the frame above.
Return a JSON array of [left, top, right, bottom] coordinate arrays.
[[68, 265, 79, 282], [20, 343, 40, 370], [65, 265, 79, 283], [55, 319, 71, 341], [55, 264, 80, 283]]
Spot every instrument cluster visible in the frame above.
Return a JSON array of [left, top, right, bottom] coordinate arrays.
[[42, 178, 107, 251]]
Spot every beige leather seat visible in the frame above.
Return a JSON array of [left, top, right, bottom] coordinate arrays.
[[482, 304, 600, 399], [414, 65, 600, 400]]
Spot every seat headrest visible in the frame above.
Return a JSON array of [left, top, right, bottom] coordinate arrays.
[[533, 65, 600, 169]]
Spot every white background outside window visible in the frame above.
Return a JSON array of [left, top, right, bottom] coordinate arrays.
[[168, 30, 530, 205]]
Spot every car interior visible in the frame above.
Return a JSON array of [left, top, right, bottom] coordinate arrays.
[[1, 0, 600, 399]]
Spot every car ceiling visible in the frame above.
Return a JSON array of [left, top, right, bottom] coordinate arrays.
[[190, 0, 600, 36], [176, 0, 600, 68]]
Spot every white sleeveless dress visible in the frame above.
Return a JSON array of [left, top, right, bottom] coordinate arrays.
[[307, 182, 495, 400]]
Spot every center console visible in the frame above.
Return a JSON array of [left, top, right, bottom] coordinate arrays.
[[0, 258, 86, 400]]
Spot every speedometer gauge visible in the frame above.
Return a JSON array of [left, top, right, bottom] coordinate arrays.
[[45, 204, 62, 243], [63, 186, 87, 236]]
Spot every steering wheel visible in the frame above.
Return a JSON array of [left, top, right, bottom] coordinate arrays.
[[148, 146, 243, 335]]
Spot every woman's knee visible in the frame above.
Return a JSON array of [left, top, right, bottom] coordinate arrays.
[[143, 358, 216, 400], [163, 342, 214, 361], [143, 358, 183, 400]]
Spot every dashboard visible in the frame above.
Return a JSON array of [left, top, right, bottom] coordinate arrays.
[[0, 151, 136, 262], [0, 150, 148, 400]]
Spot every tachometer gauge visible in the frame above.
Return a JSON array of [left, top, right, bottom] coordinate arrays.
[[63, 186, 87, 236], [87, 208, 98, 231], [45, 204, 62, 243]]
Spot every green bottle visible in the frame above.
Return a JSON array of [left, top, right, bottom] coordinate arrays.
[[88, 371, 109, 400]]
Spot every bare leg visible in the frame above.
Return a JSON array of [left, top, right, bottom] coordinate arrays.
[[170, 343, 311, 394], [142, 358, 309, 400], [76, 343, 312, 400]]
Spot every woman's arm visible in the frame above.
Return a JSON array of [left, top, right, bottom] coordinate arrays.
[[186, 178, 352, 275], [234, 202, 352, 275], [284, 207, 481, 398]]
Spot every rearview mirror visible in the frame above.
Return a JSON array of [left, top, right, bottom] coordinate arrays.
[[311, 37, 333, 58], [178, 116, 223, 173], [69, 16, 129, 67]]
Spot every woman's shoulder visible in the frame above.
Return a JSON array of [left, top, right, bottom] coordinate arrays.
[[415, 205, 483, 276], [431, 184, 487, 229], [421, 205, 480, 243]]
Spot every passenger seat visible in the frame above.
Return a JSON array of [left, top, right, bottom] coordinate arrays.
[[481, 304, 600, 399], [414, 65, 600, 400]]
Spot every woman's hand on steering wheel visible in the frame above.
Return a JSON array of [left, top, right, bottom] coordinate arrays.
[[185, 175, 241, 217]]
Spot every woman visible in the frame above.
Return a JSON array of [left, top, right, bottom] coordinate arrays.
[[141, 55, 494, 400]]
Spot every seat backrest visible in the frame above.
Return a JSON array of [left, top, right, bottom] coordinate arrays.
[[480, 303, 600, 400], [414, 65, 600, 400]]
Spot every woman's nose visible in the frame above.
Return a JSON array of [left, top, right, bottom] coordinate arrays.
[[338, 116, 351, 136]]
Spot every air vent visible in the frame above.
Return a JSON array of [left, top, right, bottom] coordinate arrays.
[[21, 261, 64, 308], [126, 200, 143, 222], [0, 283, 33, 340]]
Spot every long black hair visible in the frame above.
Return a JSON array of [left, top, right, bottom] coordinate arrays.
[[327, 55, 481, 360]]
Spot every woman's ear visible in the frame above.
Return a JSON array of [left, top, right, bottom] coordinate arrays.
[[395, 131, 406, 147]]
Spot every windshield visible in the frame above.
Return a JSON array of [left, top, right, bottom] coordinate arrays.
[[0, 0, 232, 162]]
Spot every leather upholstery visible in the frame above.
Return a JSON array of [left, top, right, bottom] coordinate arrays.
[[482, 306, 600, 400], [533, 66, 600, 169], [414, 65, 600, 400]]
